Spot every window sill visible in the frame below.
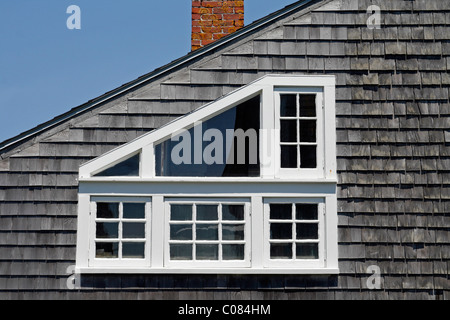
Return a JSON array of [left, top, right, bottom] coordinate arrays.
[[76, 267, 339, 275], [79, 177, 338, 184]]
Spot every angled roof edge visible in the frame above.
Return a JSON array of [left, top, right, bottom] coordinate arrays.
[[79, 74, 336, 178], [0, 0, 320, 154]]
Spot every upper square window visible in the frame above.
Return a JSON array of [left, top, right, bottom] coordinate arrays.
[[274, 88, 324, 179]]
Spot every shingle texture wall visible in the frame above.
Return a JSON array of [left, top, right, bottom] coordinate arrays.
[[0, 0, 449, 299]]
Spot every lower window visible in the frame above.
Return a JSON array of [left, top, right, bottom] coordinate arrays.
[[84, 195, 334, 272], [164, 198, 251, 268], [264, 198, 325, 268], [89, 197, 151, 267]]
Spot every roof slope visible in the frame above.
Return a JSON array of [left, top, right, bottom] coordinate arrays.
[[0, 0, 319, 155]]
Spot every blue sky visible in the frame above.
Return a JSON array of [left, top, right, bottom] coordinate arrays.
[[0, 0, 296, 143]]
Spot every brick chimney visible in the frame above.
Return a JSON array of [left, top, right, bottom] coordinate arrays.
[[192, 1, 244, 51]]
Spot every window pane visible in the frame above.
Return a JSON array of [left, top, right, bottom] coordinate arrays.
[[196, 244, 219, 260], [94, 154, 140, 177], [170, 244, 192, 260], [222, 224, 245, 240], [222, 205, 245, 221], [96, 222, 119, 239], [155, 95, 260, 177], [270, 204, 292, 220], [296, 223, 319, 240], [280, 94, 297, 117], [270, 223, 292, 239], [96, 242, 119, 258], [171, 205, 193, 221], [196, 224, 219, 241], [300, 120, 316, 142], [123, 222, 145, 239], [170, 224, 193, 241], [300, 146, 317, 168], [123, 203, 145, 219], [299, 94, 316, 117], [270, 243, 292, 259], [223, 244, 245, 260], [281, 145, 297, 168], [97, 203, 119, 219], [296, 243, 319, 259], [122, 242, 145, 259], [296, 204, 319, 220], [196, 205, 218, 221], [280, 120, 297, 143]]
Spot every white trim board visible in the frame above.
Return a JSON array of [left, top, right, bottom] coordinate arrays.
[[76, 267, 340, 275]]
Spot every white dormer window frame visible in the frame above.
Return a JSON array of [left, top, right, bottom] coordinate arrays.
[[76, 75, 338, 275]]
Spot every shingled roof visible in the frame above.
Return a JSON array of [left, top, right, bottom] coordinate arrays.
[[1, 0, 450, 300]]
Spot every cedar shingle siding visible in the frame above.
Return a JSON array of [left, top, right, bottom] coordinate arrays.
[[1, 0, 449, 299]]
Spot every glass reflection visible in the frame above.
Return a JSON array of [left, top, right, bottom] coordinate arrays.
[[95, 154, 140, 177], [155, 96, 260, 177]]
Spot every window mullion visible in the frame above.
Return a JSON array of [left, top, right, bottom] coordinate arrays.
[[152, 196, 165, 268], [296, 94, 301, 169], [292, 203, 296, 261], [119, 202, 123, 259], [218, 204, 223, 263], [193, 204, 197, 262]]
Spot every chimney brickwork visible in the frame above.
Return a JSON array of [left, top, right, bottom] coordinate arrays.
[[192, 1, 244, 51]]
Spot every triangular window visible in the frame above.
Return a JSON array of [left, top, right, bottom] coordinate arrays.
[[154, 95, 260, 177], [94, 153, 140, 177]]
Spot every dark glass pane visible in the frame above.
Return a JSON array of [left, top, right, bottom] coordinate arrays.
[[300, 120, 316, 142], [171, 205, 193, 221], [123, 203, 145, 219], [296, 243, 319, 259], [196, 244, 219, 260], [96, 222, 119, 239], [222, 205, 245, 221], [281, 145, 297, 168], [223, 244, 245, 260], [97, 203, 119, 219], [94, 154, 140, 177], [122, 242, 145, 259], [280, 94, 297, 117], [154, 143, 163, 177], [270, 204, 292, 220], [296, 204, 318, 220], [299, 94, 316, 117], [296, 223, 319, 240], [170, 224, 192, 241], [281, 120, 297, 143], [223, 96, 261, 177], [270, 223, 292, 239], [155, 95, 260, 177], [196, 205, 218, 221], [222, 224, 245, 240], [123, 222, 145, 239], [300, 145, 317, 168], [270, 243, 292, 259], [96, 242, 119, 258], [170, 244, 192, 260], [196, 224, 219, 241]]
